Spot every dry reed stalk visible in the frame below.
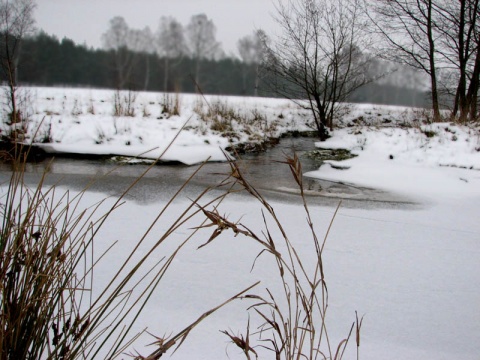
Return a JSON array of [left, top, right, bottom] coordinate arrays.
[[195, 153, 359, 360], [0, 136, 257, 359]]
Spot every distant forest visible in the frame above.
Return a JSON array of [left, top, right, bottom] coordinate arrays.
[[17, 31, 429, 108]]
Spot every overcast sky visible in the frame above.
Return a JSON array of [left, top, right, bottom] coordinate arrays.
[[34, 0, 278, 56]]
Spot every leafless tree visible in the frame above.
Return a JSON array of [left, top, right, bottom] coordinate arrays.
[[237, 30, 265, 96], [434, 0, 480, 121], [128, 26, 154, 90], [368, 0, 443, 121], [186, 13, 222, 88], [0, 0, 36, 132], [262, 0, 374, 140], [102, 16, 136, 89], [369, 0, 480, 122], [156, 16, 187, 91]]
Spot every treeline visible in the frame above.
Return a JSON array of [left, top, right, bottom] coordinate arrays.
[[16, 31, 429, 107], [18, 32, 259, 96]]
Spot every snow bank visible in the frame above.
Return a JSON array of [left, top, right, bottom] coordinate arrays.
[[306, 124, 480, 201]]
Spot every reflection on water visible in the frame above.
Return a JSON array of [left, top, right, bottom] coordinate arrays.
[[0, 138, 414, 209]]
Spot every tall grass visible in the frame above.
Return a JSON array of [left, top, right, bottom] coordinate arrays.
[[0, 150, 257, 359], [198, 153, 362, 359], [113, 89, 137, 117], [0, 147, 359, 359]]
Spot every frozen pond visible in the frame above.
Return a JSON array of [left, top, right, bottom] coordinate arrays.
[[0, 138, 478, 360], [0, 137, 414, 209]]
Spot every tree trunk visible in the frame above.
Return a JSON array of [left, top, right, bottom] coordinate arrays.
[[457, 0, 468, 123], [194, 58, 201, 92], [465, 0, 480, 121], [427, 0, 441, 121], [5, 37, 19, 126], [314, 94, 329, 141], [143, 54, 150, 91], [163, 57, 169, 92], [254, 64, 260, 97], [241, 64, 247, 95], [466, 48, 480, 120]]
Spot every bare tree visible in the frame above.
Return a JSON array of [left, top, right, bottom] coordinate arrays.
[[237, 30, 264, 96], [156, 16, 187, 91], [186, 13, 222, 88], [369, 0, 480, 122], [102, 16, 135, 89], [368, 0, 442, 121], [0, 0, 36, 134], [262, 0, 373, 140], [434, 0, 480, 121], [128, 26, 154, 90]]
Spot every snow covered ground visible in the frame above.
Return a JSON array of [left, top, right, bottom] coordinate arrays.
[[17, 87, 313, 165], [1, 87, 480, 359]]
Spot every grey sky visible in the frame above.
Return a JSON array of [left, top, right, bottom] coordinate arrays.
[[34, 0, 278, 55]]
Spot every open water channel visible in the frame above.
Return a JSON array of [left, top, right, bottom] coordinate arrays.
[[1, 137, 413, 209]]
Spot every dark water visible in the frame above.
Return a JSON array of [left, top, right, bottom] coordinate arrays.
[[0, 138, 413, 209]]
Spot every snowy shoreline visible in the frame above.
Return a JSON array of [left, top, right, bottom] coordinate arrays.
[[5, 86, 476, 199]]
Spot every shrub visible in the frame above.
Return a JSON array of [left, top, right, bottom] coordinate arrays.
[[160, 93, 180, 117], [113, 90, 137, 117]]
